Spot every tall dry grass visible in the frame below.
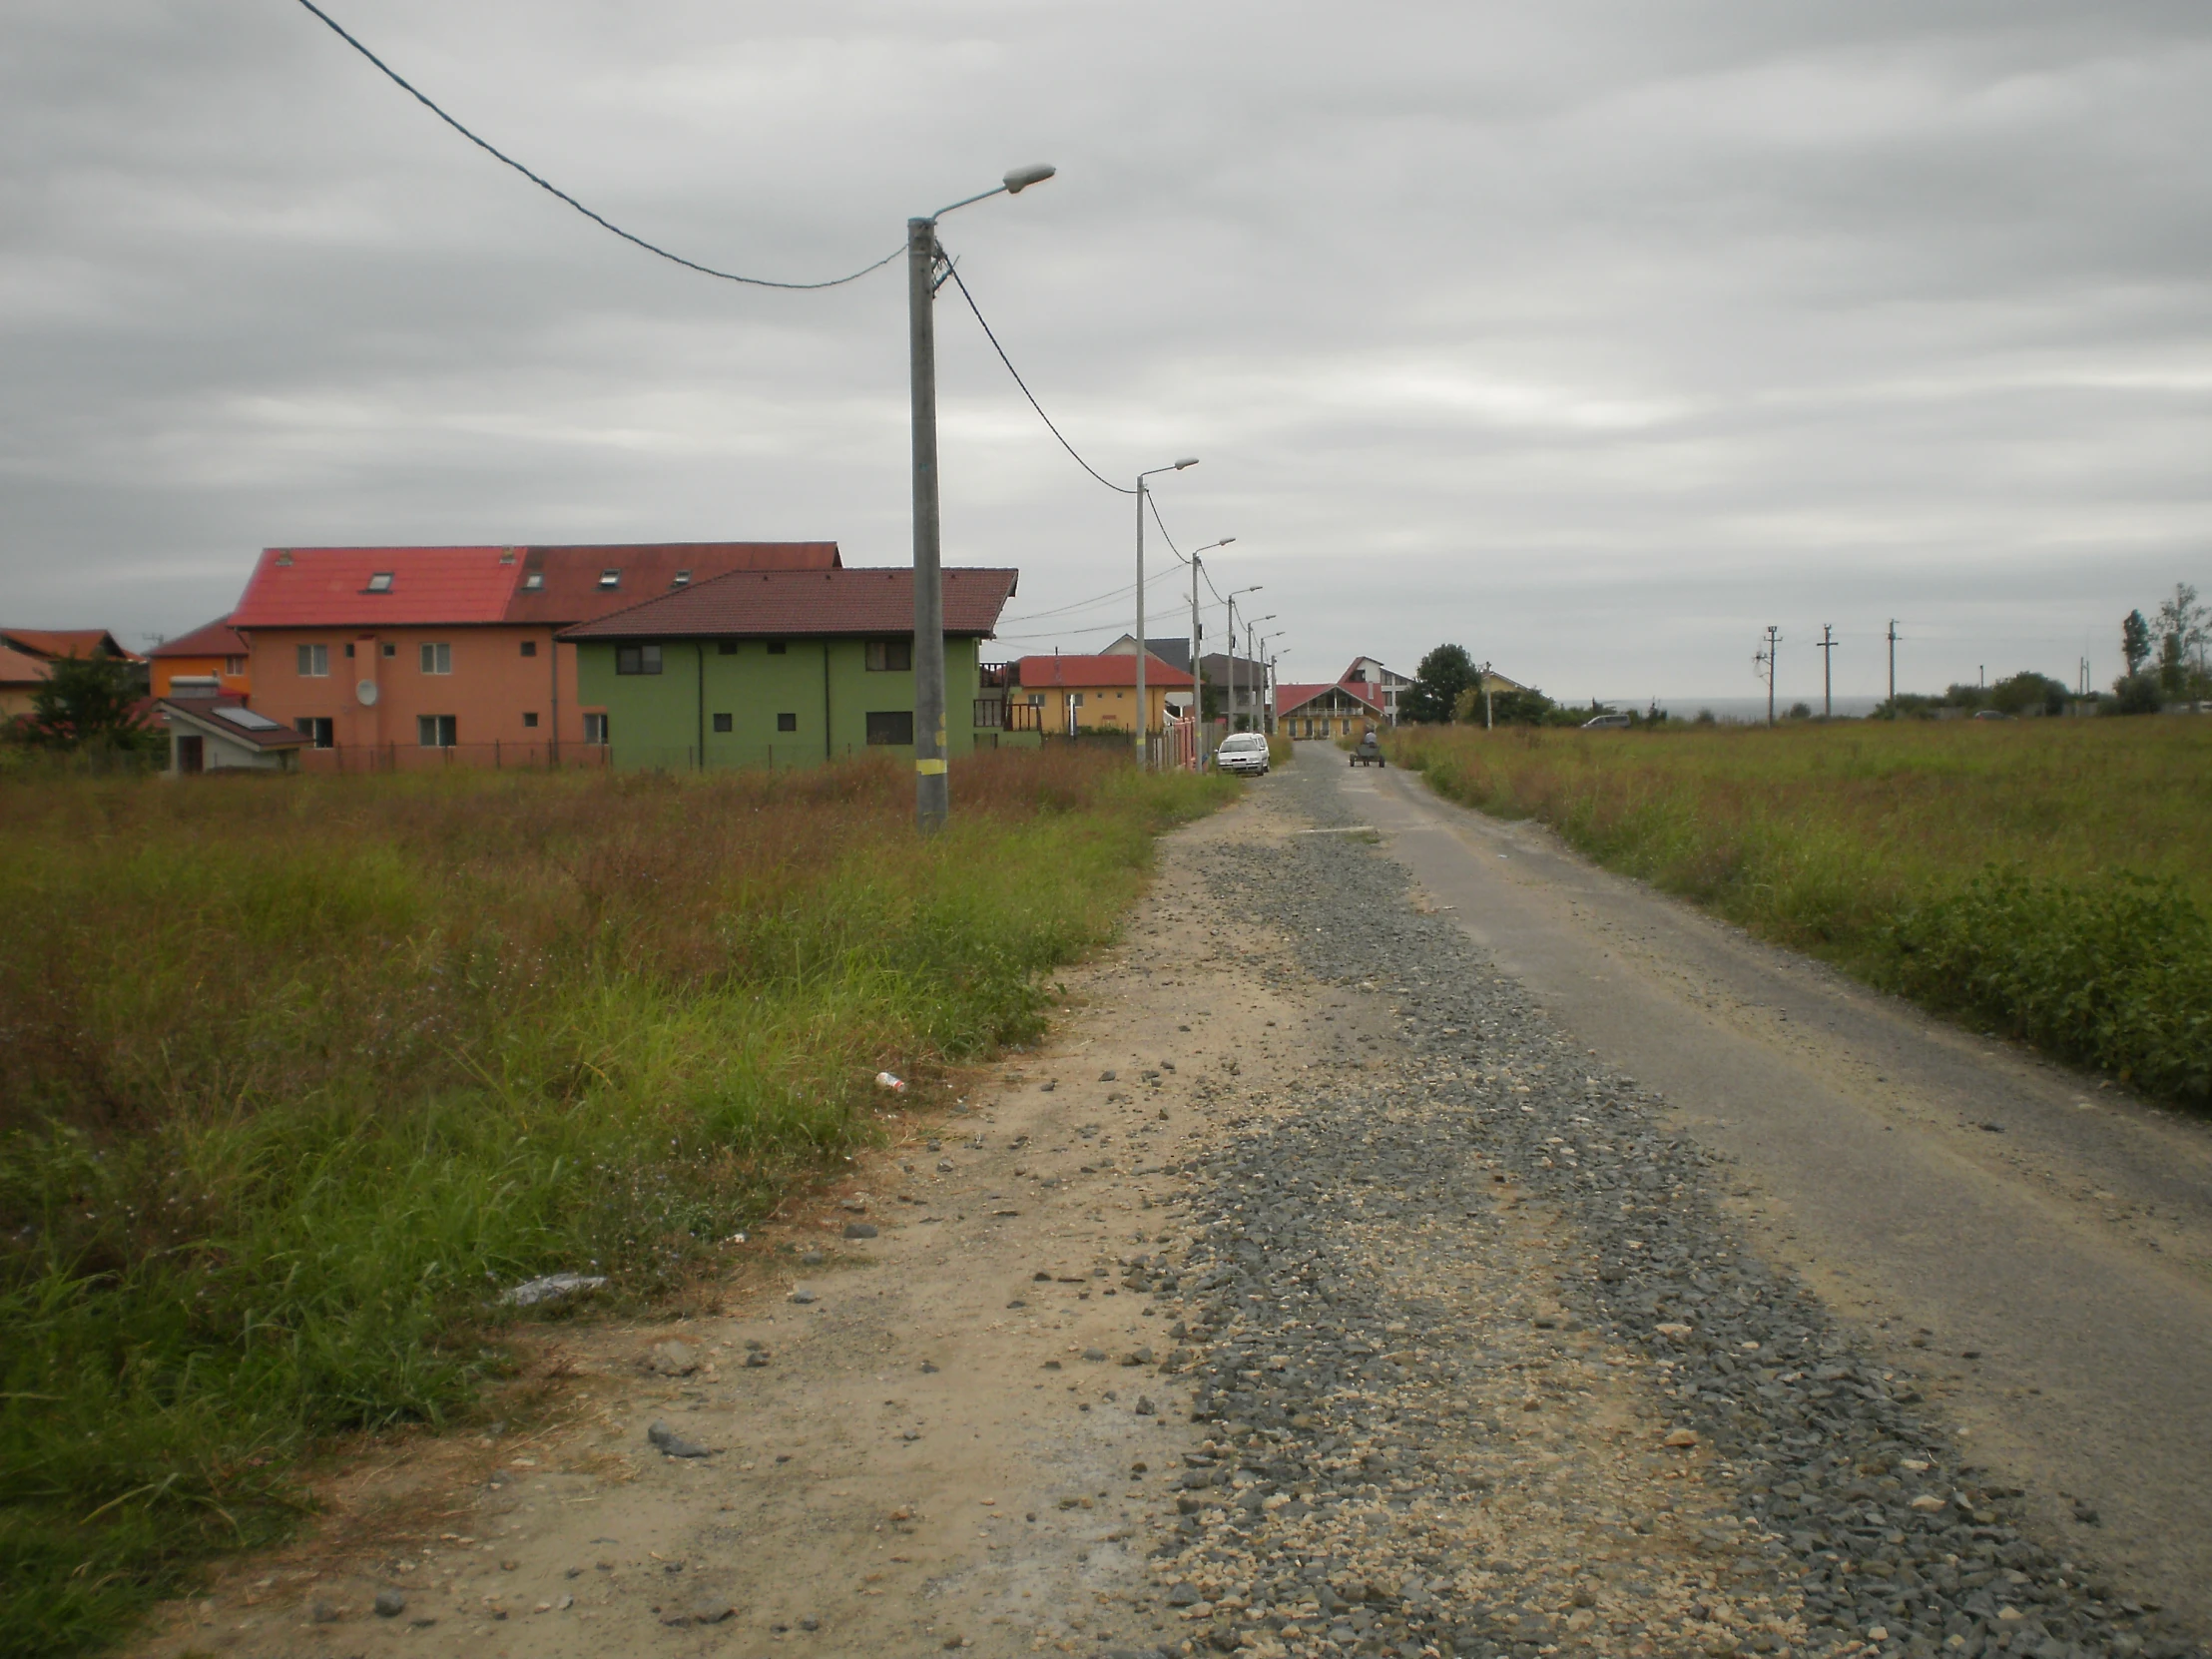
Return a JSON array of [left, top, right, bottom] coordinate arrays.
[[1392, 719, 2212, 1101], [0, 748, 1232, 1655]]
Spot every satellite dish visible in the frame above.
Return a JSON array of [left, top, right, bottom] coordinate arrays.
[[356, 680, 379, 707]]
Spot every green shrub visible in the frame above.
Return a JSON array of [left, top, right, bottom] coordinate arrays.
[[1888, 870, 2212, 1103]]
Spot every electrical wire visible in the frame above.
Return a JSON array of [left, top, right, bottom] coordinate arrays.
[[941, 261, 1136, 495], [290, 0, 900, 290]]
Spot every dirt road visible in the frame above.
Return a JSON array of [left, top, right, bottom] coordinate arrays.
[[138, 760, 2207, 1659]]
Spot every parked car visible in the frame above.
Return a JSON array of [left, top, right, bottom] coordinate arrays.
[[1581, 712, 1632, 729], [1350, 731, 1384, 767], [1215, 732, 1271, 776]]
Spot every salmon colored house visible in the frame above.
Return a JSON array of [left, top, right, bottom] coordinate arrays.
[[0, 628, 145, 719], [148, 616, 251, 700], [1015, 653, 1192, 737], [230, 542, 840, 768]]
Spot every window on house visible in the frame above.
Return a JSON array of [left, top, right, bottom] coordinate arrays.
[[522, 571, 544, 590], [973, 699, 1003, 729], [598, 569, 620, 589], [294, 717, 333, 749], [344, 642, 355, 658], [777, 711, 797, 733], [615, 644, 662, 676], [520, 639, 538, 658], [381, 642, 396, 658], [522, 712, 539, 729], [296, 643, 328, 677], [365, 572, 393, 593], [419, 642, 452, 675], [865, 710, 914, 746], [717, 641, 738, 655], [864, 639, 912, 673], [417, 714, 457, 748], [583, 713, 609, 745], [767, 641, 788, 655], [672, 570, 692, 587], [223, 656, 246, 676], [712, 713, 733, 734]]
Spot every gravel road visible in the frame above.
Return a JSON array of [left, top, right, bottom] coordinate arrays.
[[1135, 760, 2205, 1659], [145, 759, 2208, 1659]]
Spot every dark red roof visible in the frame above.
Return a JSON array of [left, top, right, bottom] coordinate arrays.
[[1, 628, 139, 662], [156, 696, 308, 751], [1277, 681, 1385, 716], [231, 548, 522, 628], [1018, 654, 1194, 690], [561, 567, 1018, 641], [504, 542, 842, 626], [150, 615, 247, 658]]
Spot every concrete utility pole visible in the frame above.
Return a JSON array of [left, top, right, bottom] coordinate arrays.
[[1134, 459, 1199, 767], [1817, 624, 1837, 719], [1887, 619, 1899, 708], [907, 164, 1055, 834], [1757, 626, 1781, 724], [1226, 586, 1262, 733], [1483, 660, 1494, 729]]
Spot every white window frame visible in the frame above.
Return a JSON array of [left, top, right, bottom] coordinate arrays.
[[419, 642, 452, 675], [296, 643, 328, 677]]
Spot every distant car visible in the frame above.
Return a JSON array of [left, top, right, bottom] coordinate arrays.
[[1350, 731, 1384, 767], [1215, 733, 1271, 775], [1581, 712, 1632, 730], [1970, 709, 2014, 721]]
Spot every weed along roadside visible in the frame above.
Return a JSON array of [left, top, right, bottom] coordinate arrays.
[[0, 749, 1234, 1656], [1388, 720, 2212, 1108]]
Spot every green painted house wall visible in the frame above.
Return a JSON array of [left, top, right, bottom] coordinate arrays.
[[576, 636, 1025, 771]]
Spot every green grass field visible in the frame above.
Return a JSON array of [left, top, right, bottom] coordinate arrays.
[[0, 750, 1233, 1656], [1391, 718, 2212, 1105]]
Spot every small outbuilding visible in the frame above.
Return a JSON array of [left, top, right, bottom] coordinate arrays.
[[158, 697, 308, 776]]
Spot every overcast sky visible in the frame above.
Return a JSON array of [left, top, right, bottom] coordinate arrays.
[[6, 1, 2209, 705]]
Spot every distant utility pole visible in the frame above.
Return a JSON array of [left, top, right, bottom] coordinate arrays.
[[1757, 626, 1781, 724], [1483, 659, 1494, 729], [1887, 619, 1899, 707], [1817, 624, 1837, 719], [2079, 656, 2091, 698]]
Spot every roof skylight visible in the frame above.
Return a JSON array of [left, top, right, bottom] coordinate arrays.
[[598, 569, 621, 589], [365, 572, 393, 593]]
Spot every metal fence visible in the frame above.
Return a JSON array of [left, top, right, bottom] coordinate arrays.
[[295, 742, 611, 774]]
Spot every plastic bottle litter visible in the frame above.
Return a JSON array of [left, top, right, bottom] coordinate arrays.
[[875, 1071, 907, 1094]]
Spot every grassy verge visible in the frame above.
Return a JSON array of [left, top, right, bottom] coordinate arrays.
[[1390, 720, 2212, 1104], [0, 749, 1233, 1656]]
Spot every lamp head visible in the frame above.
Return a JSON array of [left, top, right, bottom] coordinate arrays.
[[1003, 164, 1057, 194], [1174, 456, 1199, 470], [1219, 536, 1237, 546]]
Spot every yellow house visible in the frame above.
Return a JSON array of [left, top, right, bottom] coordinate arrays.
[[1016, 653, 1193, 736]]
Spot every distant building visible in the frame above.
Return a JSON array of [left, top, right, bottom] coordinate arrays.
[[561, 566, 1020, 770], [1277, 679, 1389, 739], [1338, 657, 1412, 725], [229, 542, 840, 767], [0, 628, 146, 720], [1017, 653, 1193, 738], [149, 616, 251, 700], [157, 695, 308, 775], [1099, 634, 1268, 725]]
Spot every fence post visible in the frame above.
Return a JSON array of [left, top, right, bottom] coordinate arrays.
[[494, 740, 501, 769]]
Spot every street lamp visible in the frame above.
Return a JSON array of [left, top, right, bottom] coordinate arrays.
[[1245, 612, 1276, 732], [1179, 537, 1234, 755], [1134, 458, 1199, 766], [1225, 585, 1263, 734], [909, 164, 1056, 834]]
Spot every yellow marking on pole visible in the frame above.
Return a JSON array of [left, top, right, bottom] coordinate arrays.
[[915, 758, 947, 776]]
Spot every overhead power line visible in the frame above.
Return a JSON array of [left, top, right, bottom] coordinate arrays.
[[940, 262, 1136, 495], [290, 0, 900, 290]]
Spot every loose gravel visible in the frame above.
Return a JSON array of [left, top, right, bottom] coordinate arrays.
[[1110, 764, 2204, 1659]]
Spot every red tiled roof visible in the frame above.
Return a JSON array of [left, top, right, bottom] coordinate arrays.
[[561, 567, 1019, 641], [1277, 681, 1385, 717], [231, 548, 524, 628], [1, 628, 139, 662], [150, 615, 247, 658], [504, 542, 842, 626], [1018, 654, 1194, 690], [0, 643, 52, 686]]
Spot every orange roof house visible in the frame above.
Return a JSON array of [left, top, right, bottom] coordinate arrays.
[[1277, 678, 1387, 740], [1016, 653, 1192, 738], [230, 542, 841, 767], [0, 628, 145, 720], [149, 616, 252, 700]]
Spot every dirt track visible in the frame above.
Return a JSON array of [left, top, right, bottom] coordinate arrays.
[[135, 756, 2210, 1659]]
